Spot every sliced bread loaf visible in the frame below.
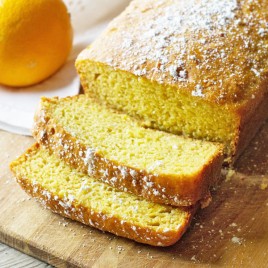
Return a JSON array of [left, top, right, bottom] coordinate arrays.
[[33, 95, 223, 207], [75, 0, 268, 163], [10, 143, 196, 247]]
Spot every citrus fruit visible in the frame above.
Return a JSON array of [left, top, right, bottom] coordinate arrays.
[[0, 0, 73, 87]]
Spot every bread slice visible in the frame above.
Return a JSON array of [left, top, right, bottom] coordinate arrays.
[[75, 0, 268, 163], [10, 143, 196, 247], [33, 95, 223, 207]]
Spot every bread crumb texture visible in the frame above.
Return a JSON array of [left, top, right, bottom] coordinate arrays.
[[33, 95, 223, 206], [38, 96, 222, 175], [10, 144, 193, 246]]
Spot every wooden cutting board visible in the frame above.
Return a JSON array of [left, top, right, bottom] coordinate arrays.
[[0, 125, 268, 268]]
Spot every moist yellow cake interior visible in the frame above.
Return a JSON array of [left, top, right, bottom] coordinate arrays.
[[78, 62, 238, 158], [43, 96, 222, 176], [11, 146, 188, 231]]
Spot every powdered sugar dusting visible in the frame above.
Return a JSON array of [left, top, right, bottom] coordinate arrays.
[[103, 0, 239, 94], [87, 0, 268, 104], [192, 85, 204, 97], [84, 147, 96, 175]]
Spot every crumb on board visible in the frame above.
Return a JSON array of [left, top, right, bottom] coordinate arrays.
[[231, 236, 242, 245], [260, 182, 268, 190], [225, 169, 236, 181], [229, 223, 237, 227]]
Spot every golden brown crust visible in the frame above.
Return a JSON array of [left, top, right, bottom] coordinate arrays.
[[32, 97, 223, 207], [233, 92, 268, 163], [10, 143, 195, 247]]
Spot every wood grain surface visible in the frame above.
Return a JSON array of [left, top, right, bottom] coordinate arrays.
[[0, 124, 268, 268]]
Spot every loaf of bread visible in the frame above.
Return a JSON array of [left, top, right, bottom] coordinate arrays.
[[32, 95, 223, 207], [10, 143, 196, 247], [76, 0, 268, 163]]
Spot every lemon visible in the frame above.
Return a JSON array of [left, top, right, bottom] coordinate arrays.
[[0, 0, 73, 87]]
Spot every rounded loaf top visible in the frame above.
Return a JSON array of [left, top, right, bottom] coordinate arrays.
[[78, 0, 268, 106]]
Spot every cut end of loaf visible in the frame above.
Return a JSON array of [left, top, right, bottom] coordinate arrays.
[[75, 59, 239, 160], [10, 144, 195, 247]]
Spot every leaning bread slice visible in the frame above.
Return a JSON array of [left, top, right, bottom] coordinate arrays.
[[10, 143, 196, 247], [33, 95, 223, 207]]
